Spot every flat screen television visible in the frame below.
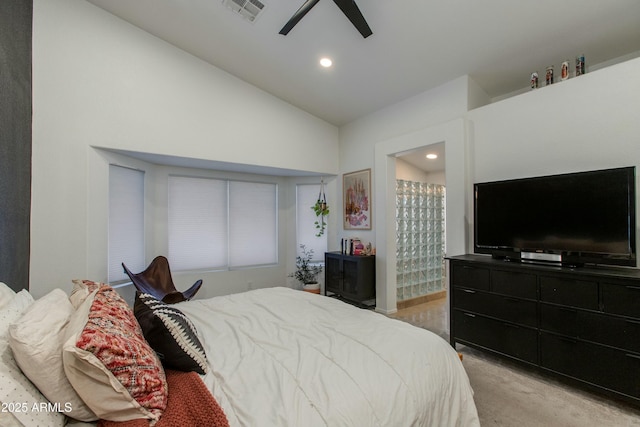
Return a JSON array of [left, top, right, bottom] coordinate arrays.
[[474, 166, 637, 267]]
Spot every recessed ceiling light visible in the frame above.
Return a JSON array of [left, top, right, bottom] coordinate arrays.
[[426, 153, 438, 159], [320, 57, 333, 68]]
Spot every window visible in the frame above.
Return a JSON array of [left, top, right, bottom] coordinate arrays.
[[108, 165, 145, 282], [229, 181, 277, 267], [296, 184, 328, 262], [168, 176, 277, 271], [168, 176, 227, 270]]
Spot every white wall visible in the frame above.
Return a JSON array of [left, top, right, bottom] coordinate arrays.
[[466, 56, 640, 255], [337, 77, 472, 248], [30, 0, 339, 298], [395, 159, 446, 185], [395, 158, 429, 182], [426, 171, 446, 186]]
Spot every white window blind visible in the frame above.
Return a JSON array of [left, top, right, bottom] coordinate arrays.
[[168, 176, 228, 270], [229, 181, 278, 267], [108, 165, 145, 282], [296, 184, 328, 262], [168, 176, 277, 271]]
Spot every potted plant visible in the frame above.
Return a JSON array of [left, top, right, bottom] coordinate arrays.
[[289, 244, 323, 293]]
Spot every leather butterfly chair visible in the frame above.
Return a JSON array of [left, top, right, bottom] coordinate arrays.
[[122, 256, 202, 304]]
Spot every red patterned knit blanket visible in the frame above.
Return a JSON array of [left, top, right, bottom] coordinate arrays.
[[98, 370, 229, 427]]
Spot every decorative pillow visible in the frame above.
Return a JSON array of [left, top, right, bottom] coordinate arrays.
[[63, 283, 168, 423], [0, 282, 16, 309], [8, 289, 97, 421], [0, 290, 66, 427], [134, 292, 208, 374]]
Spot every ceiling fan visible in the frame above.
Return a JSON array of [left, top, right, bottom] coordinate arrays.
[[279, 0, 373, 38]]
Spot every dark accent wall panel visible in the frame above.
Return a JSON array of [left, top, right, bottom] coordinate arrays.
[[0, 0, 32, 292]]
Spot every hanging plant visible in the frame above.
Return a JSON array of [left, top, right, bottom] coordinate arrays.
[[312, 179, 330, 237]]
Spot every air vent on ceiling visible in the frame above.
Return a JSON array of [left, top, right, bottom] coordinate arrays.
[[222, 0, 265, 23]]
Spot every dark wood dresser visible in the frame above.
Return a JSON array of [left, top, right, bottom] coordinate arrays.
[[448, 254, 640, 405]]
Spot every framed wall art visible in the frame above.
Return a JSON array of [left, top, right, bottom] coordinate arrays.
[[343, 168, 371, 230]]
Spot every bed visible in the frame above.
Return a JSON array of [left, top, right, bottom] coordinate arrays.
[[0, 281, 479, 427]]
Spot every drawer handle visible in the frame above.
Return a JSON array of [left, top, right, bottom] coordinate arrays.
[[626, 353, 640, 361], [463, 312, 476, 318], [462, 289, 477, 294]]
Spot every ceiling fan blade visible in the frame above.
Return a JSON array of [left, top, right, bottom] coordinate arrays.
[[279, 0, 321, 35], [332, 0, 372, 38]]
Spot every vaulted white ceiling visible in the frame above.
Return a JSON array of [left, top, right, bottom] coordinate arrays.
[[84, 0, 640, 128]]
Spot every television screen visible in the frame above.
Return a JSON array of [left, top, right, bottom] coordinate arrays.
[[474, 166, 636, 267]]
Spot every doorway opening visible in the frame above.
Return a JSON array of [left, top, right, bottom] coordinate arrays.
[[395, 142, 446, 309], [373, 118, 465, 315]]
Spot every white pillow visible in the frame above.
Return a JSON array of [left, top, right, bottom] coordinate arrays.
[[0, 290, 65, 427], [0, 411, 23, 427], [0, 290, 33, 341], [8, 289, 97, 422], [0, 282, 16, 310], [69, 279, 101, 309]]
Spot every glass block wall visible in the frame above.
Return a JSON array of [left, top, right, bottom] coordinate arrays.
[[396, 180, 446, 301]]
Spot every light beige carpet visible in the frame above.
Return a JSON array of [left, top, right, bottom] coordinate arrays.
[[459, 345, 640, 426]]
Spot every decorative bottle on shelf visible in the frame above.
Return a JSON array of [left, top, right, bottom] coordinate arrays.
[[545, 65, 554, 85], [561, 60, 570, 81], [576, 55, 585, 76], [530, 71, 539, 90]]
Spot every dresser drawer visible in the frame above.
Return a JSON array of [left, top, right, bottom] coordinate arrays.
[[539, 276, 598, 309], [451, 263, 490, 291], [540, 332, 640, 399], [453, 310, 538, 364], [601, 282, 640, 318], [454, 288, 537, 327], [491, 270, 537, 299], [539, 303, 580, 337], [580, 313, 640, 354], [540, 303, 640, 354]]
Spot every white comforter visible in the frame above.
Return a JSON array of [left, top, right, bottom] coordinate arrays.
[[178, 287, 479, 427]]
